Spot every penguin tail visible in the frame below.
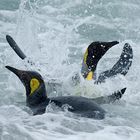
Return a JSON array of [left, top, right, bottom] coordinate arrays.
[[92, 88, 126, 104]]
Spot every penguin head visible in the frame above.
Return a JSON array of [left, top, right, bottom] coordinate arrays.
[[82, 41, 119, 80], [5, 66, 47, 99]]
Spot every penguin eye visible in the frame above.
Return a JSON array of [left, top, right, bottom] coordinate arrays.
[[30, 78, 40, 95]]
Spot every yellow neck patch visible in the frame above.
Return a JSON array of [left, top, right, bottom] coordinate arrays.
[[86, 71, 93, 80], [30, 78, 40, 95], [83, 48, 94, 80], [84, 48, 88, 64]]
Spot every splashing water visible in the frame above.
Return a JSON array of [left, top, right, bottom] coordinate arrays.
[[0, 0, 140, 140]]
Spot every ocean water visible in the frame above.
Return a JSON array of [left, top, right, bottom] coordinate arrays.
[[0, 0, 140, 139]]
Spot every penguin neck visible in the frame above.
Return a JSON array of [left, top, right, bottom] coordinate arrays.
[[81, 60, 97, 80]]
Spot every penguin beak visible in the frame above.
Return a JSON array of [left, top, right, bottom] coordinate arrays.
[[5, 66, 31, 86], [100, 41, 119, 52], [6, 66, 22, 78]]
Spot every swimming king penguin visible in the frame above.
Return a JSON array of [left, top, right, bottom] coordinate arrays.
[[5, 66, 126, 119], [81, 41, 119, 80], [81, 41, 133, 84]]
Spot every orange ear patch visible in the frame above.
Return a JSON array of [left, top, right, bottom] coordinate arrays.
[[84, 48, 88, 64], [30, 78, 40, 95]]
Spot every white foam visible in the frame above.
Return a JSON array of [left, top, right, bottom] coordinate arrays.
[[0, 0, 140, 140]]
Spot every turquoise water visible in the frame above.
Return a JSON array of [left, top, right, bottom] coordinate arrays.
[[0, 0, 140, 140]]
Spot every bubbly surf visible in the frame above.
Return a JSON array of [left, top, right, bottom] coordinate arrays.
[[0, 0, 140, 140]]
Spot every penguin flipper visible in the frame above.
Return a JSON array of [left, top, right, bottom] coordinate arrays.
[[6, 35, 26, 60], [92, 88, 126, 104], [95, 43, 133, 83]]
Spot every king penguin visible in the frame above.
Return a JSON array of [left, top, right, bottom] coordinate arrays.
[[81, 41, 133, 84], [5, 66, 126, 119], [81, 41, 119, 80]]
